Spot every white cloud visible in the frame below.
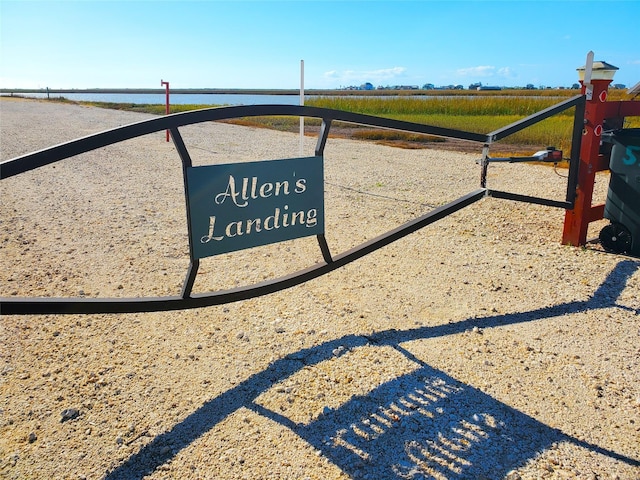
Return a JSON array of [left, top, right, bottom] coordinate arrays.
[[497, 67, 515, 77], [456, 65, 515, 79], [456, 65, 496, 77], [323, 67, 407, 86]]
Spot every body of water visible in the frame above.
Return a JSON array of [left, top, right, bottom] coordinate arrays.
[[5, 92, 305, 106]]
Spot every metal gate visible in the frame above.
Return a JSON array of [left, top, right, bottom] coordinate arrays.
[[0, 98, 585, 315]]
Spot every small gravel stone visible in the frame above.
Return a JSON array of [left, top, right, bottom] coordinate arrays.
[[332, 346, 346, 356], [60, 408, 79, 422]]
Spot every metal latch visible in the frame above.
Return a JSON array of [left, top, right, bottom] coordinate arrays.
[[481, 146, 564, 164]]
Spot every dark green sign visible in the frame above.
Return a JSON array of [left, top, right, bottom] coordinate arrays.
[[186, 156, 324, 258]]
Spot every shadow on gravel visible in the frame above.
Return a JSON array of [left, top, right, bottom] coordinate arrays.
[[104, 260, 639, 479]]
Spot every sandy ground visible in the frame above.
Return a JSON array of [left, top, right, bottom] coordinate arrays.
[[1, 98, 639, 479]]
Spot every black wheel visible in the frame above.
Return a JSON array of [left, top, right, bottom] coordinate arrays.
[[599, 222, 632, 254]]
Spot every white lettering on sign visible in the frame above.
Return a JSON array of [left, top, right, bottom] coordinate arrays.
[[200, 206, 318, 243], [214, 175, 307, 208], [200, 173, 317, 244]]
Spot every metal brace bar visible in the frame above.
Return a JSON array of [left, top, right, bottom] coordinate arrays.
[[315, 118, 332, 156], [486, 189, 572, 209], [0, 190, 486, 315], [1, 105, 487, 180], [170, 127, 201, 298], [487, 95, 584, 142], [316, 234, 333, 263]]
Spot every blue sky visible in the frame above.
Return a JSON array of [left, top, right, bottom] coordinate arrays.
[[1, 0, 639, 90]]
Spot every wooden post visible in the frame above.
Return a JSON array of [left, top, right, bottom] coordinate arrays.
[[561, 77, 613, 247]]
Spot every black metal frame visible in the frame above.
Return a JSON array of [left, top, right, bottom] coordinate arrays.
[[480, 95, 586, 208], [0, 99, 585, 314]]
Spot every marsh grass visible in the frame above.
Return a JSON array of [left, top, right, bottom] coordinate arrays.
[[307, 95, 569, 117]]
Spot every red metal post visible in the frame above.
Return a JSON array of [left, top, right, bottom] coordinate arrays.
[[561, 78, 612, 247], [161, 80, 170, 142]]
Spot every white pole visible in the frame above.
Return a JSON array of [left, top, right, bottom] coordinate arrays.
[[583, 51, 594, 100], [299, 59, 304, 156]]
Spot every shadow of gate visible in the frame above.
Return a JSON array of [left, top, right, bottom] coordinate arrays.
[[254, 362, 569, 479], [104, 259, 639, 479]]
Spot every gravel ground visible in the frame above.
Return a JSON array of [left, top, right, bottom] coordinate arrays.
[[1, 97, 639, 480]]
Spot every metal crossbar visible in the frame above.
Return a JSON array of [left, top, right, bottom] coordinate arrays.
[[1, 101, 584, 314], [0, 105, 486, 179]]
